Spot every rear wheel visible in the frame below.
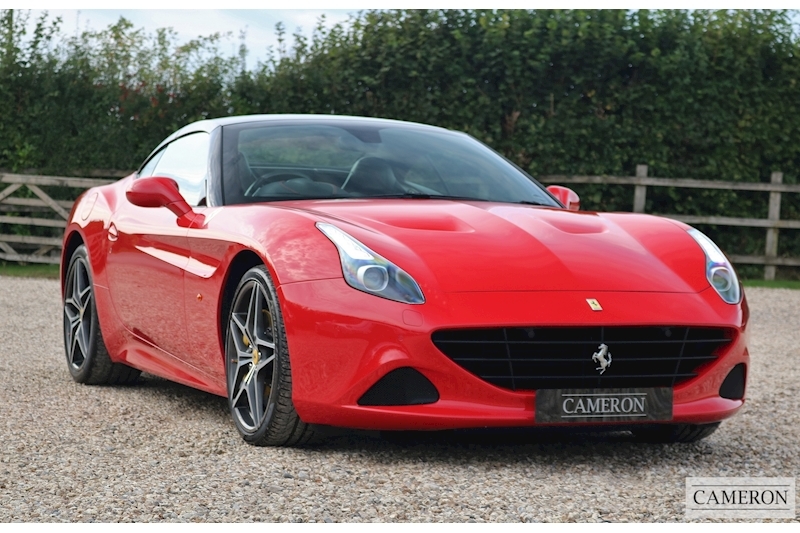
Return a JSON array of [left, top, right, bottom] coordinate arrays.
[[63, 245, 140, 385], [632, 422, 720, 443], [225, 265, 316, 446]]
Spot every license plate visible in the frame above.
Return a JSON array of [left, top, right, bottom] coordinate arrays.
[[535, 387, 673, 424]]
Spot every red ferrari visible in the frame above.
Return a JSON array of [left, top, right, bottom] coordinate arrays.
[[61, 115, 748, 446]]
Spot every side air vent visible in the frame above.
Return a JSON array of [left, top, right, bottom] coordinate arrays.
[[357, 367, 439, 406], [719, 363, 746, 400]]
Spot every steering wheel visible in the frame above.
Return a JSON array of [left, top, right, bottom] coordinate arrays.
[[244, 171, 312, 196]]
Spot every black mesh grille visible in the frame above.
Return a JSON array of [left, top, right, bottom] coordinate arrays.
[[431, 326, 733, 391]]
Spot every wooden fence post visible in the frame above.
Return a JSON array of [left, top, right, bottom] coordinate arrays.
[[633, 165, 648, 213], [764, 171, 783, 280]]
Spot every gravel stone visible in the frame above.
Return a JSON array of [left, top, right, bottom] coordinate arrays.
[[0, 276, 798, 522]]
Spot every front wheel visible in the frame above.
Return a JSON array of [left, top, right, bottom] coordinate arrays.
[[63, 245, 140, 385], [225, 265, 316, 446]]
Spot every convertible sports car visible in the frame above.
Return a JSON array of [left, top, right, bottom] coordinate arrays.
[[61, 114, 749, 446]]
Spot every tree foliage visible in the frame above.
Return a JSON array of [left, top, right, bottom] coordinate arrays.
[[0, 10, 240, 171], [1, 9, 799, 272]]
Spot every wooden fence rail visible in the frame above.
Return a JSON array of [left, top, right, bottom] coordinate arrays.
[[0, 173, 116, 265], [538, 165, 800, 280], [1, 167, 798, 279]]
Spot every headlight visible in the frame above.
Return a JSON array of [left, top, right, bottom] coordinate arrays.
[[316, 222, 425, 304], [687, 228, 741, 304]]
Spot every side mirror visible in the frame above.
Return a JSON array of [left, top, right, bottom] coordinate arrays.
[[546, 185, 581, 211], [126, 177, 192, 218]]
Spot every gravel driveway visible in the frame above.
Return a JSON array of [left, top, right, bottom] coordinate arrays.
[[0, 276, 797, 522]]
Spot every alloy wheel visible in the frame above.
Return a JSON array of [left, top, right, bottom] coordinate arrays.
[[64, 256, 94, 371], [227, 278, 277, 432]]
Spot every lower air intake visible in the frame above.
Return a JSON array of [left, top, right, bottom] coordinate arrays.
[[357, 367, 439, 406], [719, 363, 746, 400]]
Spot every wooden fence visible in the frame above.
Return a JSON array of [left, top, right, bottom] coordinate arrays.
[[0, 166, 798, 280], [539, 165, 800, 280], [0, 172, 118, 265]]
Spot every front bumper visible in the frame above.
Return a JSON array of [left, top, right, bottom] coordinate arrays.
[[280, 279, 748, 430]]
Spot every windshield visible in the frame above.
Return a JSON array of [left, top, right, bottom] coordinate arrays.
[[221, 120, 559, 207]]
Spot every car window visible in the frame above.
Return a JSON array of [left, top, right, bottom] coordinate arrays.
[[239, 126, 362, 169], [152, 132, 210, 206], [221, 121, 557, 207], [138, 148, 165, 178]]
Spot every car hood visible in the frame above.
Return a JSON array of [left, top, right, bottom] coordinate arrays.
[[291, 199, 709, 294]]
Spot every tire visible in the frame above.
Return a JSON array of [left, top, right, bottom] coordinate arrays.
[[63, 245, 140, 385], [225, 265, 317, 446], [632, 422, 720, 443]]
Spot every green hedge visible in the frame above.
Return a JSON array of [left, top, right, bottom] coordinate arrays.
[[1, 9, 799, 276]]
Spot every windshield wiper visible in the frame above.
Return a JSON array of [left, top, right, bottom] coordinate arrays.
[[514, 200, 551, 206], [366, 193, 490, 202], [355, 193, 556, 206]]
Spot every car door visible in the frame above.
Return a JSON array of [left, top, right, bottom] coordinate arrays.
[[182, 212, 236, 387], [105, 132, 210, 359]]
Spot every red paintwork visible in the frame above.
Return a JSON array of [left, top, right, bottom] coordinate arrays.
[[546, 185, 581, 211], [62, 174, 749, 430]]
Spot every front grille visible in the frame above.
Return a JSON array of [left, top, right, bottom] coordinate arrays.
[[431, 326, 733, 391]]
